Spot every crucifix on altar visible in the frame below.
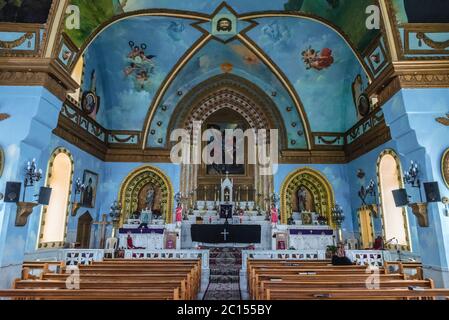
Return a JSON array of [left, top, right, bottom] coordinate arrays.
[[93, 214, 111, 249], [221, 227, 230, 242]]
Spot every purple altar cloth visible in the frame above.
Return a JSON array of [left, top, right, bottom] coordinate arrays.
[[119, 228, 165, 234], [289, 229, 334, 236]]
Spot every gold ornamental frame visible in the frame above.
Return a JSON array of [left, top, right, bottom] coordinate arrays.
[[280, 167, 335, 227], [118, 165, 174, 225], [442, 148, 449, 189]]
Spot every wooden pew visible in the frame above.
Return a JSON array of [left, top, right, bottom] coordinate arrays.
[[265, 288, 449, 300], [258, 279, 434, 300], [0, 288, 180, 300], [385, 261, 424, 280], [21, 261, 65, 280]]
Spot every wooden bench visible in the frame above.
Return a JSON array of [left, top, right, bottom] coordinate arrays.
[[265, 288, 449, 300]]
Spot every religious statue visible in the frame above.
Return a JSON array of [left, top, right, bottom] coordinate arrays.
[[297, 186, 308, 212], [271, 204, 279, 225], [175, 205, 183, 224], [146, 187, 155, 209]]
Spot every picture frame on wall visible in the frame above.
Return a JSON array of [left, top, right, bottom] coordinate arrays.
[[81, 170, 99, 208]]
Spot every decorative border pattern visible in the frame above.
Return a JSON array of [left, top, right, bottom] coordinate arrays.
[[280, 167, 335, 227], [376, 149, 411, 251], [442, 148, 449, 189], [118, 165, 174, 225], [38, 147, 74, 249]]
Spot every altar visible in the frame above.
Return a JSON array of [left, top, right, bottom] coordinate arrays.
[[271, 225, 335, 250], [118, 222, 181, 250]]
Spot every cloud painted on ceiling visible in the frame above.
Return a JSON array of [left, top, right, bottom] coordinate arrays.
[[81, 16, 202, 130], [147, 39, 307, 149], [247, 17, 369, 132], [67, 0, 378, 52]]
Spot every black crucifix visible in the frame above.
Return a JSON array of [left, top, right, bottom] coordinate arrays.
[[221, 228, 230, 242]]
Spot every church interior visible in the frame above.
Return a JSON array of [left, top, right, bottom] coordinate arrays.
[[1, 0, 449, 301]]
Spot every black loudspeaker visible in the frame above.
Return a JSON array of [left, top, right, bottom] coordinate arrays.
[[4, 182, 21, 203], [392, 189, 409, 207], [424, 182, 441, 203], [38, 187, 52, 205]]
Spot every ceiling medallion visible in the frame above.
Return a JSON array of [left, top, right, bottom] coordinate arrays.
[[221, 62, 233, 73], [150, 130, 156, 135], [286, 107, 292, 112], [157, 121, 163, 127]]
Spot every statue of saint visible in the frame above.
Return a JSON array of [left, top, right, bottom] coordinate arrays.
[[297, 186, 308, 212], [146, 187, 155, 209]]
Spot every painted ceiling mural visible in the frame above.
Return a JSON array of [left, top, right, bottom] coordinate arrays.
[[78, 3, 371, 147], [67, 0, 379, 52], [247, 17, 369, 132], [147, 39, 308, 149], [81, 16, 202, 130]]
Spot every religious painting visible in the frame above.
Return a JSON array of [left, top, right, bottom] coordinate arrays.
[[164, 232, 178, 249], [81, 170, 99, 208], [442, 148, 449, 189], [124, 41, 156, 91], [301, 212, 313, 225], [276, 232, 289, 250], [206, 122, 245, 176], [0, 0, 53, 23], [301, 46, 334, 71], [212, 12, 237, 37], [81, 70, 101, 120], [351, 74, 371, 119], [137, 183, 163, 217]]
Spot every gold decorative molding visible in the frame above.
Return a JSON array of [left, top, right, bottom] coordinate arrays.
[[280, 167, 335, 226], [0, 58, 79, 100], [442, 148, 449, 189], [118, 165, 174, 225], [436, 114, 449, 126]]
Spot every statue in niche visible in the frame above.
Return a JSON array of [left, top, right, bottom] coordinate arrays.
[[146, 187, 155, 209], [296, 186, 315, 213], [137, 184, 161, 217], [297, 186, 308, 212]]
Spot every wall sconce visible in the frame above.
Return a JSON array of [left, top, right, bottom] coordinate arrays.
[[16, 159, 44, 226], [358, 179, 378, 217], [71, 178, 85, 216], [403, 160, 429, 227]]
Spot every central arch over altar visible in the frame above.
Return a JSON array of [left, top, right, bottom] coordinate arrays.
[[118, 166, 174, 225], [280, 167, 335, 227]]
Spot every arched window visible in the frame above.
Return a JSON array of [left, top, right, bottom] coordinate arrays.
[[377, 150, 411, 251], [38, 148, 74, 248]]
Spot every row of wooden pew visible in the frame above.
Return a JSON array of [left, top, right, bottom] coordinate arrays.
[[247, 259, 449, 300], [0, 259, 202, 300]]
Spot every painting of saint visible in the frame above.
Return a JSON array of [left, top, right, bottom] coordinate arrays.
[[294, 186, 315, 213], [81, 170, 99, 208], [137, 184, 162, 217]]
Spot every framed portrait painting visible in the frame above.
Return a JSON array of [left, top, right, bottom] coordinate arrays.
[[81, 170, 99, 208]]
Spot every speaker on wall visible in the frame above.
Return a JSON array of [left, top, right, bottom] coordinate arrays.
[[4, 182, 21, 203], [424, 182, 441, 203], [38, 187, 52, 205], [392, 189, 409, 207]]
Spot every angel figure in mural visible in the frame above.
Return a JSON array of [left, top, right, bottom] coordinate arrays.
[[124, 41, 156, 90], [301, 46, 334, 71]]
